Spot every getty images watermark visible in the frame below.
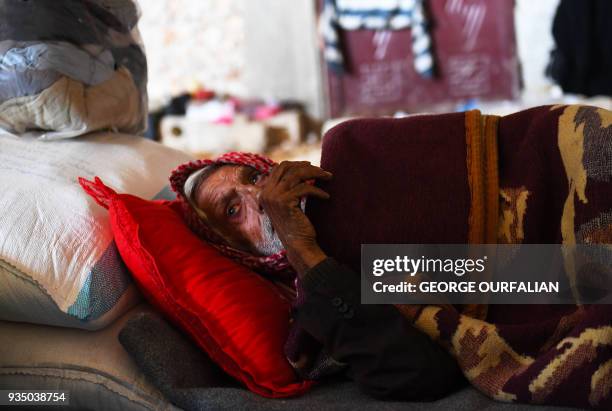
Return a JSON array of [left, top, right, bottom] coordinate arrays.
[[361, 244, 612, 304]]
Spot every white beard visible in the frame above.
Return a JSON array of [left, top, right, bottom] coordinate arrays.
[[254, 212, 284, 256]]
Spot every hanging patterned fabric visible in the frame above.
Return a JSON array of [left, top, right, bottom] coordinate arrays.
[[320, 0, 434, 77]]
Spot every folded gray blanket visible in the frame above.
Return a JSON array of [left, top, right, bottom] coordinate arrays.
[[118, 311, 582, 411], [118, 311, 237, 407]]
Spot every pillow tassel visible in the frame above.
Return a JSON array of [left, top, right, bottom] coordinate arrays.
[[79, 176, 117, 210]]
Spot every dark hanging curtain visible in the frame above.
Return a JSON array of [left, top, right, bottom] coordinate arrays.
[[547, 0, 612, 97]]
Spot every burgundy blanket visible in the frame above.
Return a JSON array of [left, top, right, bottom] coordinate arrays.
[[306, 105, 612, 409]]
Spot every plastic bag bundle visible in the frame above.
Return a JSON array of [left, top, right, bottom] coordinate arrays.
[[0, 0, 147, 139]]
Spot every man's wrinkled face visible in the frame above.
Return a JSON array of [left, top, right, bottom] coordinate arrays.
[[192, 164, 283, 256]]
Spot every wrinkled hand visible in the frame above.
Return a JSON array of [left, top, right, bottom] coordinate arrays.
[[260, 161, 332, 277]]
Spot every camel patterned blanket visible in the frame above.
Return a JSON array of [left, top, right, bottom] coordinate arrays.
[[398, 105, 612, 409]]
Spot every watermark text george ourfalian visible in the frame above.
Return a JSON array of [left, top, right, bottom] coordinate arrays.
[[361, 244, 612, 305]]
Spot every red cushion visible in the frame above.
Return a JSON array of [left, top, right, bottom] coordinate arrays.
[[80, 177, 313, 397]]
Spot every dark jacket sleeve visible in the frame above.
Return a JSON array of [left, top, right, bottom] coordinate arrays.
[[294, 258, 465, 401]]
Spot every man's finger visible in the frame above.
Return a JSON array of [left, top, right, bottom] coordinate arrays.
[[278, 164, 332, 189], [266, 161, 291, 185], [267, 161, 310, 186], [287, 183, 330, 201]]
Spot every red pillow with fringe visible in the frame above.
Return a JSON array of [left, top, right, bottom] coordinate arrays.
[[79, 177, 312, 398]]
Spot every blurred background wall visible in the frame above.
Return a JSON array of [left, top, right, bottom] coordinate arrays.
[[514, 0, 560, 96], [139, 0, 561, 118], [139, 0, 322, 116], [137, 0, 612, 161], [138, 0, 247, 105]]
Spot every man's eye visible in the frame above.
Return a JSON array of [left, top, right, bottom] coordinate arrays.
[[250, 172, 261, 184], [227, 205, 239, 217]]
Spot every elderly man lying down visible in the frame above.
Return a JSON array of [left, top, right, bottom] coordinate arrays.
[[170, 105, 612, 410]]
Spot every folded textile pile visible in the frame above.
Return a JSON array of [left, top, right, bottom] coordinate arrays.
[[305, 105, 612, 409], [0, 0, 147, 139]]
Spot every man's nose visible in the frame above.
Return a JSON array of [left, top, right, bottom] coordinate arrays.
[[238, 185, 264, 214]]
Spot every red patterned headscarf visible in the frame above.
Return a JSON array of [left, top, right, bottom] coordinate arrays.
[[170, 152, 294, 277]]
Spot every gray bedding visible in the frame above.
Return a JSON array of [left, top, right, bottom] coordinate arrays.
[[166, 382, 581, 411], [118, 311, 584, 411]]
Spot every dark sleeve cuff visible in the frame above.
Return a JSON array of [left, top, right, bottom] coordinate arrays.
[[293, 257, 362, 343], [301, 257, 342, 292]]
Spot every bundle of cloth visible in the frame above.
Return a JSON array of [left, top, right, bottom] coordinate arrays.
[[0, 0, 147, 139], [302, 104, 612, 409]]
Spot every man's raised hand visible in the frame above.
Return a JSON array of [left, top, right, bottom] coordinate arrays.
[[259, 161, 332, 276]]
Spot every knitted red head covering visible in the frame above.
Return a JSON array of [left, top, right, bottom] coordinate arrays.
[[169, 152, 294, 277]]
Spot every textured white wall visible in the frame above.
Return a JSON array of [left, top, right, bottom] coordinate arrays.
[[243, 0, 323, 116], [138, 0, 247, 107]]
